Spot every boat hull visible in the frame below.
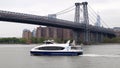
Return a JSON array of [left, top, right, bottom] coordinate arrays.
[[30, 51, 83, 56]]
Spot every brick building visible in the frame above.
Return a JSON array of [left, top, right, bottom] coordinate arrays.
[[34, 26, 73, 40], [22, 29, 32, 40]]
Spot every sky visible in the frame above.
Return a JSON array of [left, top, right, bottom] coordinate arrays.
[[0, 0, 119, 37]]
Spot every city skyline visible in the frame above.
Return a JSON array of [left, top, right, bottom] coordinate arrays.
[[22, 26, 73, 41], [0, 0, 119, 37]]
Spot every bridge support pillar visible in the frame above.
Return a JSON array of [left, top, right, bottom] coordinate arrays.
[[74, 2, 81, 44], [82, 2, 90, 44], [74, 3, 81, 23]]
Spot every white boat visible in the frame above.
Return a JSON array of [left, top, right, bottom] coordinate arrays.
[[30, 40, 83, 56]]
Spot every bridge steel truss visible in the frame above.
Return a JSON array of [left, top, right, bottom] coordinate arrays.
[[0, 7, 116, 44]]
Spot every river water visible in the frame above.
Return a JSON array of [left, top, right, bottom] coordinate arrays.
[[0, 44, 120, 68]]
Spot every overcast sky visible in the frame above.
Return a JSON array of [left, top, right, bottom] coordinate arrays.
[[0, 0, 119, 37]]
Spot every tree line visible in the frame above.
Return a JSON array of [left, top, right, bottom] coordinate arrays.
[[0, 37, 27, 44], [0, 37, 119, 44], [0, 37, 71, 44], [103, 37, 120, 43], [0, 37, 46, 44]]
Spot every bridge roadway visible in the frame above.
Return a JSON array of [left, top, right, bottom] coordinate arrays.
[[0, 10, 115, 36]]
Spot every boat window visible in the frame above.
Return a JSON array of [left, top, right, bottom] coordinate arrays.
[[37, 46, 64, 50]]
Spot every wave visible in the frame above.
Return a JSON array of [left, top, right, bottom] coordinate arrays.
[[80, 54, 120, 58]]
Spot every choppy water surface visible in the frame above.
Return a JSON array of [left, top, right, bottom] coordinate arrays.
[[0, 44, 120, 68]]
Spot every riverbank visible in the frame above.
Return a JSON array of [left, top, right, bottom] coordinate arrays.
[[0, 37, 120, 45]]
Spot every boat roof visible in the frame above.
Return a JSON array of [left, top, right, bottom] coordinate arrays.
[[43, 40, 54, 43], [34, 43, 69, 49]]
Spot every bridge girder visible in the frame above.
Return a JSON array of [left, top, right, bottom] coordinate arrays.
[[0, 10, 116, 37]]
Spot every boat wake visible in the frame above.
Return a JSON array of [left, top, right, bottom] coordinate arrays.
[[80, 54, 120, 58]]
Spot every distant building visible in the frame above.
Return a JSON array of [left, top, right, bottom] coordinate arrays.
[[56, 28, 63, 40], [32, 29, 36, 38], [95, 14, 101, 27], [36, 26, 50, 39], [36, 26, 42, 38], [41, 27, 49, 39], [113, 27, 120, 37], [22, 29, 32, 40], [23, 25, 74, 41], [48, 27, 57, 39], [113, 27, 120, 31], [63, 29, 72, 40], [36, 26, 73, 40]]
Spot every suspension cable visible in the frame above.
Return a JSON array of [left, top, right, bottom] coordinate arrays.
[[88, 5, 110, 28], [55, 5, 75, 15], [56, 7, 75, 16], [89, 13, 96, 25]]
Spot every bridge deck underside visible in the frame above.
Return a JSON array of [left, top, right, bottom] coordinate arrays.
[[0, 10, 115, 36]]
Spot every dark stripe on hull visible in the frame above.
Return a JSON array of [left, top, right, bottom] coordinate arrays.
[[30, 51, 83, 56]]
